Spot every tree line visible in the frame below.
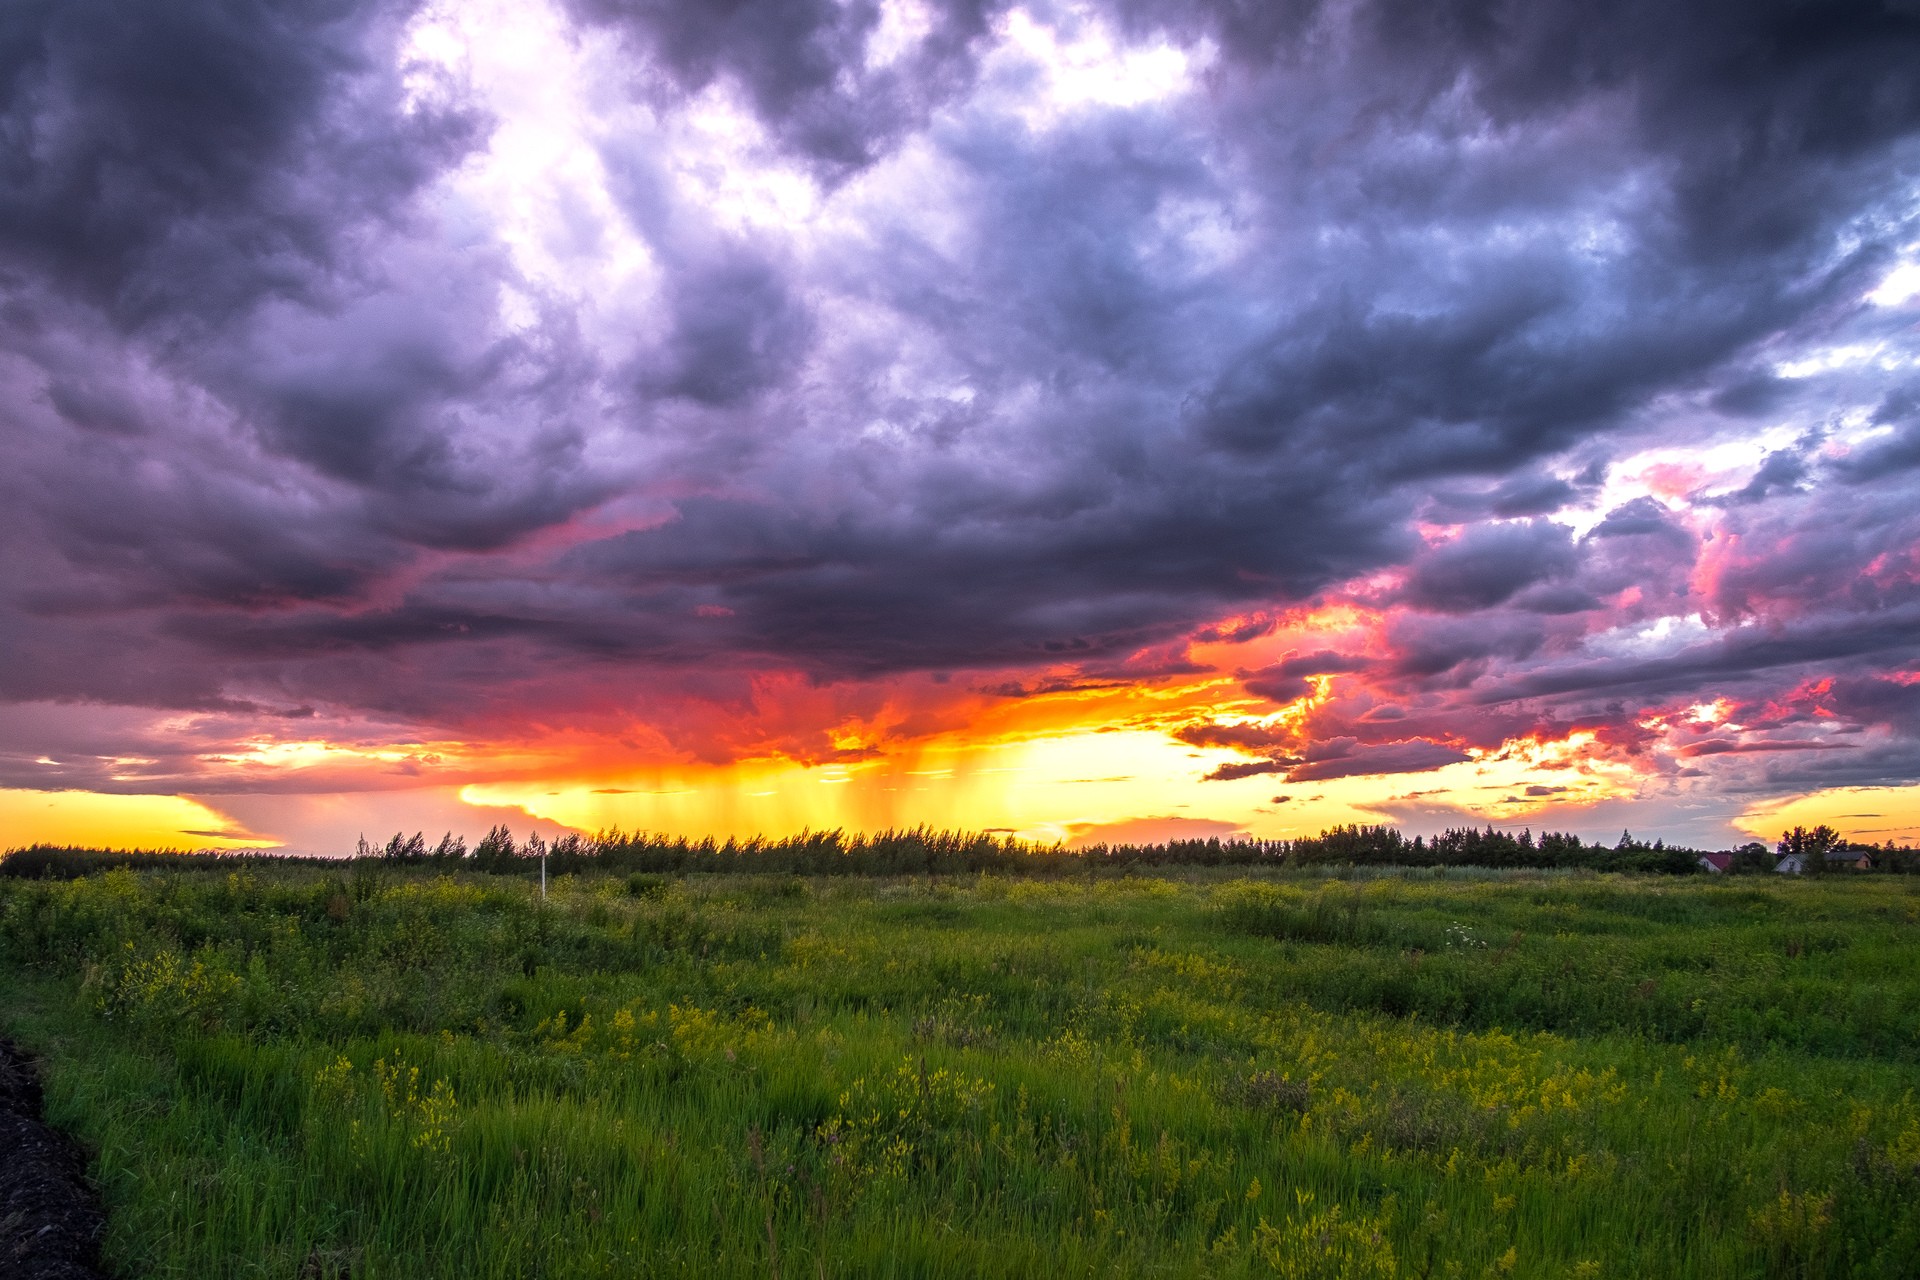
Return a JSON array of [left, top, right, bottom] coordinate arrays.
[[8, 820, 1915, 880]]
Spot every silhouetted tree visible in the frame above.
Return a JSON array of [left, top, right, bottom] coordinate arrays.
[[1779, 825, 1842, 875]]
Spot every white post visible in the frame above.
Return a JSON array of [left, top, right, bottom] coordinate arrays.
[[541, 846, 547, 899]]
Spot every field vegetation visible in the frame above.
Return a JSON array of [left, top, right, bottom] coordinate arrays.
[[2, 850, 1918, 1277]]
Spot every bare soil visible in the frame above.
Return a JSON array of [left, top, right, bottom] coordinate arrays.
[[0, 1038, 107, 1279]]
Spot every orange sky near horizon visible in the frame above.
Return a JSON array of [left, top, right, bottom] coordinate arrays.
[[12, 599, 1891, 856], [11, 710, 1912, 855]]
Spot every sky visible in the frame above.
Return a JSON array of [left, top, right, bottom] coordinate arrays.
[[3, 0, 1920, 854]]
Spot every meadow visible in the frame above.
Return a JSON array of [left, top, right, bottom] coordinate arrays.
[[1, 862, 1918, 1278]]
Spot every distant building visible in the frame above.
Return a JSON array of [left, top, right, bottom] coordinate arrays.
[[1775, 849, 1876, 874], [1697, 853, 1733, 873]]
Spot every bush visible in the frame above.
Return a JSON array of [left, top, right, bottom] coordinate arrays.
[[625, 873, 670, 900]]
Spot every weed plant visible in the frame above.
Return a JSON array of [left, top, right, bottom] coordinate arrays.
[[2, 866, 1917, 1277]]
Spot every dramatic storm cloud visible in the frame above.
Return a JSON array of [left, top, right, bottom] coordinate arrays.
[[3, 0, 1919, 850]]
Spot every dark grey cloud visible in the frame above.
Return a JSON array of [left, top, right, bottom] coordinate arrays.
[[0, 0, 478, 324], [1200, 735, 1469, 785], [1192, 615, 1276, 644], [636, 251, 816, 406], [1474, 602, 1920, 706], [1239, 650, 1375, 703], [1710, 373, 1796, 419], [1284, 739, 1470, 783], [1573, 498, 1699, 607], [1506, 583, 1601, 616], [1420, 472, 1585, 524], [1202, 757, 1296, 782], [1400, 519, 1577, 613], [1383, 611, 1550, 683], [1712, 446, 1810, 505], [1274, 651, 1375, 677], [1831, 379, 1920, 481], [1167, 0, 1920, 481], [568, 0, 998, 176], [1587, 498, 1690, 542], [1176, 721, 1295, 754]]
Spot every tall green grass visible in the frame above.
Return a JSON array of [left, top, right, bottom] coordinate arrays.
[[2, 867, 1917, 1277]]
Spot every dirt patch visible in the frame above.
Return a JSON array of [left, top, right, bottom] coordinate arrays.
[[0, 1038, 108, 1280]]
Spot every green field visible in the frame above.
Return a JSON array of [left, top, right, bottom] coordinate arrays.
[[3, 864, 1918, 1277]]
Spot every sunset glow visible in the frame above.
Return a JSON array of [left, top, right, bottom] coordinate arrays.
[[0, 790, 271, 851]]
